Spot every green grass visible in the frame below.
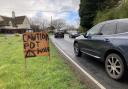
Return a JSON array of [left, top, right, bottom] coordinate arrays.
[[0, 35, 86, 89], [0, 34, 5, 37]]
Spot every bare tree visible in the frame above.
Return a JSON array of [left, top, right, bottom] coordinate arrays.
[[30, 24, 40, 32], [66, 25, 76, 31], [52, 19, 66, 30], [30, 17, 49, 32]]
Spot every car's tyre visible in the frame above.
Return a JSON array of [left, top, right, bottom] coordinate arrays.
[[62, 35, 64, 38], [105, 53, 125, 80], [74, 43, 82, 57]]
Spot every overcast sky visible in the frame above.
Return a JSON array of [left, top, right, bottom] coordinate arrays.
[[0, 0, 80, 26]]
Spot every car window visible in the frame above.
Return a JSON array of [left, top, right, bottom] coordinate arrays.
[[117, 22, 128, 33], [87, 23, 103, 36], [101, 22, 117, 35]]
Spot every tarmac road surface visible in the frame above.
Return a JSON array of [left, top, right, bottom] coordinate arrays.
[[50, 34, 128, 89]]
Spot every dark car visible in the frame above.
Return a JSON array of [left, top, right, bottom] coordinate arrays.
[[54, 30, 64, 38], [69, 31, 80, 38], [74, 19, 128, 80]]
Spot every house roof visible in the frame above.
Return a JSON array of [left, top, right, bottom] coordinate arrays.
[[15, 16, 26, 24], [0, 16, 11, 26], [0, 16, 26, 26]]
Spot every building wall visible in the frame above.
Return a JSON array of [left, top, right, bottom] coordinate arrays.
[[0, 16, 3, 21], [17, 17, 31, 29]]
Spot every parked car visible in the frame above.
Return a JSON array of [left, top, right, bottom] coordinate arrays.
[[54, 30, 64, 38], [69, 31, 80, 38], [74, 19, 128, 80]]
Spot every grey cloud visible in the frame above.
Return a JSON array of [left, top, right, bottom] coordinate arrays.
[[0, 0, 80, 26]]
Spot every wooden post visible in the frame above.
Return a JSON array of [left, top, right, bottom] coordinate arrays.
[[48, 34, 51, 62], [22, 34, 27, 69], [25, 58, 27, 69]]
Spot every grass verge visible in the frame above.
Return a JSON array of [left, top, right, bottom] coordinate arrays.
[[0, 35, 87, 89]]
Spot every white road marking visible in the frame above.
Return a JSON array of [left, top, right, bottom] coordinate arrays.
[[51, 38, 106, 89], [64, 34, 74, 43]]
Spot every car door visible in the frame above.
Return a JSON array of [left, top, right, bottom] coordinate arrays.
[[80, 22, 117, 59], [89, 22, 117, 59], [80, 23, 104, 57]]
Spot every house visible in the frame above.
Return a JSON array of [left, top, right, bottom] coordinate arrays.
[[0, 11, 31, 34]]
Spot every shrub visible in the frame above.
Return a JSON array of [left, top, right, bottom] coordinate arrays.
[[79, 26, 87, 33], [15, 33, 20, 37], [94, 1, 128, 24]]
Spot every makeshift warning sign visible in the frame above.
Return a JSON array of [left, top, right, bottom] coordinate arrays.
[[23, 32, 49, 58]]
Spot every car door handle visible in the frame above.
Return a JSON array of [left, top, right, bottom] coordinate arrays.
[[104, 39, 110, 42]]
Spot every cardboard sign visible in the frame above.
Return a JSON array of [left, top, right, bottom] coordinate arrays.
[[23, 32, 49, 58]]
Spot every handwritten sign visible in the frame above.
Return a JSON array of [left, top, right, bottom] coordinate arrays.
[[23, 32, 49, 58]]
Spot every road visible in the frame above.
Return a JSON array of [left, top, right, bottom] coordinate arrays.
[[50, 34, 128, 89]]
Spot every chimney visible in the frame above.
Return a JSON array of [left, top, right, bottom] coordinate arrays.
[[12, 11, 15, 19], [12, 11, 17, 27]]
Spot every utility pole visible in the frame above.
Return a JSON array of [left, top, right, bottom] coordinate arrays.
[[43, 22, 45, 30], [51, 16, 52, 27]]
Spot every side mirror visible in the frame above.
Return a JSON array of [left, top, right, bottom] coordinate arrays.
[[84, 33, 91, 39], [86, 34, 92, 39], [82, 33, 87, 38]]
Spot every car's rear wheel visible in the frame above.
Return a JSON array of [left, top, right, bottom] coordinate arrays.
[[105, 53, 125, 80], [74, 43, 82, 57]]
